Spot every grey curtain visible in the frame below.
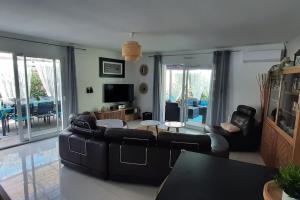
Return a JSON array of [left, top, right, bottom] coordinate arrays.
[[62, 46, 78, 128], [153, 55, 163, 121], [207, 51, 231, 126]]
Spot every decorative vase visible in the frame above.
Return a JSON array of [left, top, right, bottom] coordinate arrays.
[[282, 191, 297, 200]]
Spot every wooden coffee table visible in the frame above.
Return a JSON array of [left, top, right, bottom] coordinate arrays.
[[165, 121, 185, 133]]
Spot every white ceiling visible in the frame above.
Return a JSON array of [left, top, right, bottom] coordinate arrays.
[[0, 0, 300, 53]]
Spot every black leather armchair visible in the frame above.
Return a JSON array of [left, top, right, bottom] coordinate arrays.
[[204, 105, 260, 151]]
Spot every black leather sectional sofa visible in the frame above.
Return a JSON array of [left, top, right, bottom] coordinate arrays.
[[59, 114, 229, 185]]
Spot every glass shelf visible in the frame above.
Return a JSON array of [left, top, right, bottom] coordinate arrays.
[[276, 73, 300, 137], [267, 76, 280, 122]]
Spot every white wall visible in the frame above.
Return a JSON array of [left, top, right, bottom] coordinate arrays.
[[287, 34, 300, 58], [226, 51, 279, 121], [134, 55, 154, 114], [75, 47, 139, 112]]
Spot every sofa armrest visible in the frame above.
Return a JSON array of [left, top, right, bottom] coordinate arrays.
[[207, 133, 229, 158]]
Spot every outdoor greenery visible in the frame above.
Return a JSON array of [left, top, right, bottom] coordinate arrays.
[[30, 71, 46, 100], [275, 164, 300, 199], [200, 90, 209, 100]]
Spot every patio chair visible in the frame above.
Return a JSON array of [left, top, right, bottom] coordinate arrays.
[[34, 101, 54, 124], [11, 104, 34, 130]]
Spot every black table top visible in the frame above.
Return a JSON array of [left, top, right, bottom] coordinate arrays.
[[156, 151, 277, 200]]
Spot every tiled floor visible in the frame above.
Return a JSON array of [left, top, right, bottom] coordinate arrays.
[[0, 120, 265, 200], [0, 117, 61, 149], [0, 138, 158, 200]]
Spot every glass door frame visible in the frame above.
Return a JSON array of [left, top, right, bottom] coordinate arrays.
[[165, 64, 211, 130], [13, 53, 62, 142]]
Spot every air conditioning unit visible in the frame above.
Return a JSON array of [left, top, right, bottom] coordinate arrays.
[[243, 49, 282, 63]]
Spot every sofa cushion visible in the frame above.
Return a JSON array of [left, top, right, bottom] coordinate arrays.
[[157, 132, 211, 153], [105, 128, 156, 146], [69, 113, 106, 138], [69, 126, 106, 139], [72, 114, 97, 129]]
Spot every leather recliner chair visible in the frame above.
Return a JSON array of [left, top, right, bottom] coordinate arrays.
[[204, 105, 259, 151]]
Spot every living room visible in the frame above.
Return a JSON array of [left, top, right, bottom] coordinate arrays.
[[0, 0, 300, 200]]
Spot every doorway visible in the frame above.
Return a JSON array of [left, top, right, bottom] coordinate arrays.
[[164, 64, 212, 129], [0, 52, 63, 149]]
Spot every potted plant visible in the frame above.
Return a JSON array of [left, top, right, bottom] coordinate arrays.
[[275, 164, 300, 200]]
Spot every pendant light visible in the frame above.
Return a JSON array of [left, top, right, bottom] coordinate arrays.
[[122, 32, 142, 62]]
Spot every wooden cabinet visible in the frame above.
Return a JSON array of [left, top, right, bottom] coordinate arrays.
[[261, 66, 300, 167], [94, 107, 139, 122], [261, 122, 277, 166]]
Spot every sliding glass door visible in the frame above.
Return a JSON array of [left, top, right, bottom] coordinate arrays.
[[0, 52, 63, 148], [165, 65, 212, 129]]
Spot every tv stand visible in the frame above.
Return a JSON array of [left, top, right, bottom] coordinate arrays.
[[95, 107, 139, 122]]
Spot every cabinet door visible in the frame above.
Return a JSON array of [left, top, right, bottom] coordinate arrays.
[[275, 134, 293, 167], [260, 122, 277, 167], [276, 73, 300, 138]]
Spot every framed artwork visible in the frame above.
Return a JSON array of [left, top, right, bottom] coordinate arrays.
[[294, 49, 300, 66], [99, 57, 125, 78]]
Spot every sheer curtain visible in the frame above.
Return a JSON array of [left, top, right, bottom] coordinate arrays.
[[17, 57, 32, 99], [0, 53, 15, 99], [31, 59, 55, 97]]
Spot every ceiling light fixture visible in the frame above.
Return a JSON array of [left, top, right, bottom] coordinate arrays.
[[122, 32, 142, 62]]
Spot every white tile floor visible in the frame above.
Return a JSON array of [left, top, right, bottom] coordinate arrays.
[[0, 137, 158, 200], [0, 120, 265, 200]]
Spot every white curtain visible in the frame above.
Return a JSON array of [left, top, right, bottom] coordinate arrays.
[[31, 58, 55, 97], [17, 57, 32, 99], [0, 54, 32, 100], [0, 53, 15, 99]]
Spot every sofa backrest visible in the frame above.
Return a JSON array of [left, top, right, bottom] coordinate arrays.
[[105, 128, 156, 146], [157, 132, 211, 153], [237, 105, 256, 117]]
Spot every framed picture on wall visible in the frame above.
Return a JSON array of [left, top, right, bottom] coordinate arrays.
[[99, 57, 125, 78]]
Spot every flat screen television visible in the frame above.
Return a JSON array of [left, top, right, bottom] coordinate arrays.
[[103, 84, 134, 103]]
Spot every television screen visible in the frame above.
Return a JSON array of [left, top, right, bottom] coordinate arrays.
[[103, 84, 134, 103]]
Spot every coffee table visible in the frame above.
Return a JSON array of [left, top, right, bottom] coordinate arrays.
[[165, 121, 185, 133], [140, 120, 160, 134]]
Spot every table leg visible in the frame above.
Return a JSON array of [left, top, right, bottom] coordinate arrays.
[[1, 119, 6, 136], [147, 126, 149, 130], [167, 127, 170, 132], [155, 125, 159, 135], [176, 128, 179, 133]]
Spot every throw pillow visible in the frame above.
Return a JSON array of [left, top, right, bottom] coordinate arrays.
[[221, 122, 240, 133]]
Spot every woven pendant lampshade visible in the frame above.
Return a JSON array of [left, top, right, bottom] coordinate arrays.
[[122, 40, 142, 62], [122, 33, 142, 62]]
